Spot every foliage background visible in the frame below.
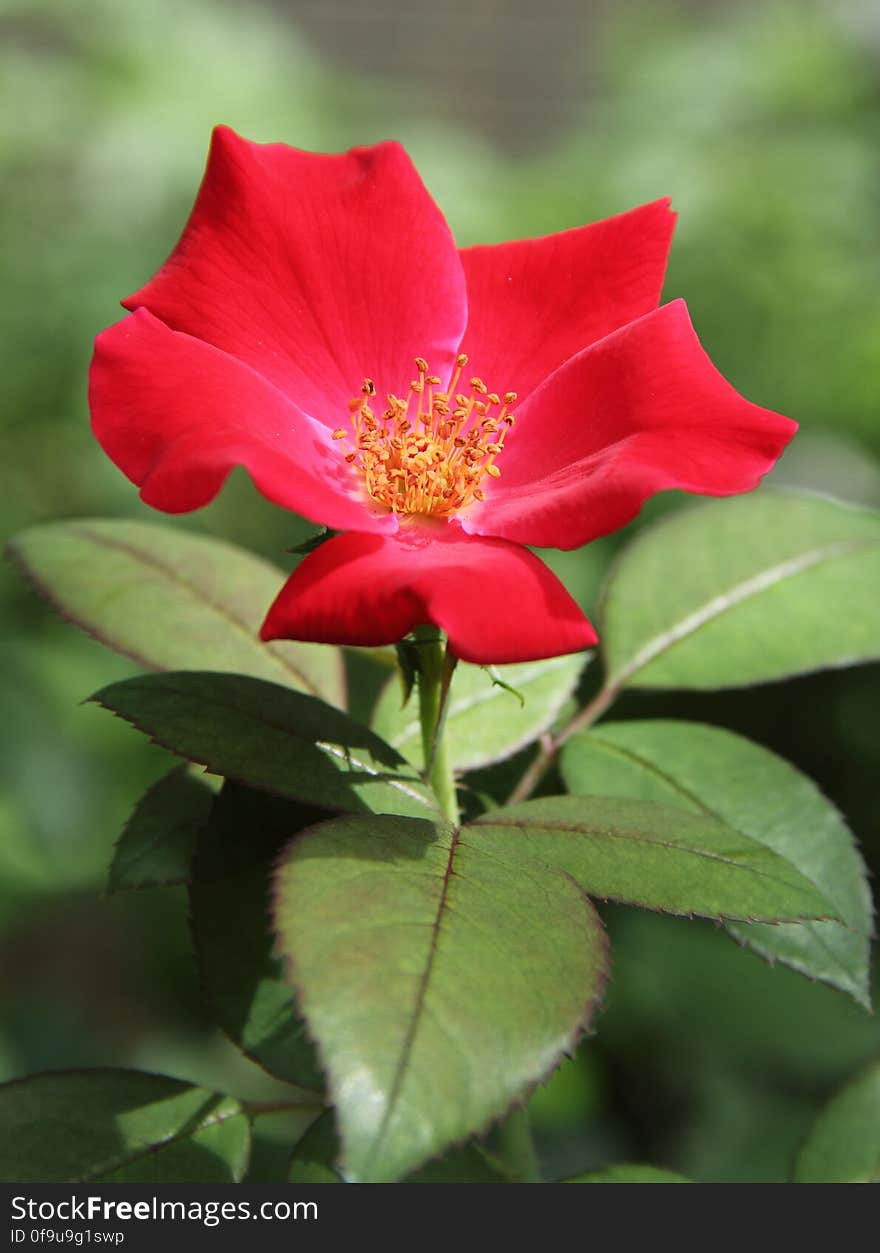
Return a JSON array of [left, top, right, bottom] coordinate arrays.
[[1, 0, 878, 1181]]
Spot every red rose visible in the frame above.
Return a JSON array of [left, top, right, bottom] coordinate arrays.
[[90, 127, 795, 664]]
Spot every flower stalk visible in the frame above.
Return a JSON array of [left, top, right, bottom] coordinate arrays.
[[414, 626, 459, 825]]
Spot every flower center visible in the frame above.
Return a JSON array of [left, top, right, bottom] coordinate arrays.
[[332, 355, 516, 517]]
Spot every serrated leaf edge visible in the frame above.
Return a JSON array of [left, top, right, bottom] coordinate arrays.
[[6, 520, 345, 702], [89, 675, 437, 816], [562, 723, 873, 1002], [271, 815, 610, 1183], [107, 765, 214, 893], [469, 802, 839, 925], [597, 490, 880, 692]]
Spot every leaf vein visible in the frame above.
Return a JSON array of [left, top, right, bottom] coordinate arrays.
[[613, 537, 875, 685], [366, 827, 461, 1169], [474, 816, 819, 896], [70, 523, 321, 695]]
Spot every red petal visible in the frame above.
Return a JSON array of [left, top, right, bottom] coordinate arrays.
[[458, 199, 675, 402], [124, 127, 467, 421], [464, 300, 797, 550], [90, 309, 393, 532], [260, 525, 597, 665]]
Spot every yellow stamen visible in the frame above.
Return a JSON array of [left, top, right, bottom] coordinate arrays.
[[339, 355, 511, 516]]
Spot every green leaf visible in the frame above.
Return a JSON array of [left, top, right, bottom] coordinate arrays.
[[0, 1070, 250, 1182], [245, 1114, 318, 1183], [561, 721, 873, 1008], [406, 1145, 509, 1182], [794, 1059, 880, 1182], [287, 1111, 508, 1183], [190, 783, 324, 1089], [7, 518, 345, 706], [274, 813, 608, 1183], [372, 654, 586, 772], [92, 672, 437, 818], [470, 795, 836, 924], [599, 491, 880, 690], [563, 1164, 691, 1183], [288, 1111, 343, 1183], [108, 765, 218, 892]]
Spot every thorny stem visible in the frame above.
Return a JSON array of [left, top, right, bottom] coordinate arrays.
[[506, 680, 622, 806], [414, 626, 460, 825]]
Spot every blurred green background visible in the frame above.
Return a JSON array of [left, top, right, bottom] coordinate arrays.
[[1, 0, 878, 1181]]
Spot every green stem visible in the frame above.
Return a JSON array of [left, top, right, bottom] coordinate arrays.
[[497, 1107, 541, 1182], [414, 626, 459, 825]]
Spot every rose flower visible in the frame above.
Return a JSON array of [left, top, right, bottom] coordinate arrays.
[[90, 127, 795, 664]]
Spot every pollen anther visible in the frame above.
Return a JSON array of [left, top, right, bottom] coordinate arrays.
[[340, 356, 514, 516]]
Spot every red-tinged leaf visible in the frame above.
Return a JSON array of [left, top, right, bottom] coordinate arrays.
[[274, 813, 608, 1182]]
